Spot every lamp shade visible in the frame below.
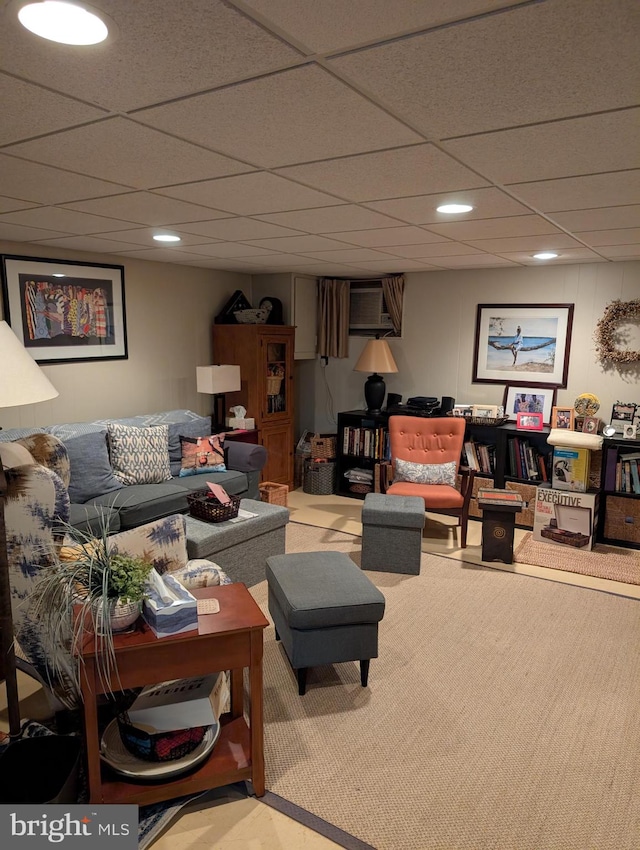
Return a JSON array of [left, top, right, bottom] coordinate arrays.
[[196, 365, 241, 395], [353, 338, 398, 374], [0, 321, 58, 408]]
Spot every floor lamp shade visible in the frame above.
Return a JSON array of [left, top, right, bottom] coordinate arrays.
[[353, 338, 398, 414], [196, 365, 241, 430]]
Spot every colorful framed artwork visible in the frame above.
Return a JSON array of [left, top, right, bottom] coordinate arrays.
[[1, 254, 127, 364], [516, 412, 544, 431], [473, 303, 574, 387], [551, 406, 575, 430], [503, 384, 556, 424]]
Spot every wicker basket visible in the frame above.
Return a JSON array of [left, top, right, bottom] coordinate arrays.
[[294, 450, 310, 489], [303, 459, 336, 495], [117, 715, 209, 762], [266, 376, 283, 395], [259, 482, 289, 506], [311, 433, 337, 459], [187, 492, 241, 523], [447, 413, 509, 427]]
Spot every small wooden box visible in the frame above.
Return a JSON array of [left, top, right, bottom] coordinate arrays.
[[259, 482, 289, 507]]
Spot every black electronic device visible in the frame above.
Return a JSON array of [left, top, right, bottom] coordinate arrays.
[[387, 393, 402, 408], [407, 396, 439, 411]]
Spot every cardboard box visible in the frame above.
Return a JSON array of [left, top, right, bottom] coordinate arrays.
[[226, 417, 255, 430], [551, 446, 591, 492], [533, 486, 600, 550]]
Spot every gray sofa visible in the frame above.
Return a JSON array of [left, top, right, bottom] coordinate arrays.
[[0, 409, 267, 534]]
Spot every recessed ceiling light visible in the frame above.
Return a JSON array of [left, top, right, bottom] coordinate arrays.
[[153, 234, 181, 243], [52, 273, 66, 277], [17, 1, 109, 45], [436, 203, 474, 214], [533, 252, 559, 260]]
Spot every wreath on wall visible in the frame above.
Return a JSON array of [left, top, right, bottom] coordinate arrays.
[[594, 299, 640, 364]]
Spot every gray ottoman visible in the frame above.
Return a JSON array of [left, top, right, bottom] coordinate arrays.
[[185, 498, 289, 586], [266, 551, 386, 695], [361, 493, 425, 575]]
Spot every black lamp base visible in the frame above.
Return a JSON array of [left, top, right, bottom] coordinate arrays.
[[364, 373, 386, 414]]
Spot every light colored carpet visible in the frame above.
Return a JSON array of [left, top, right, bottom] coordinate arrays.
[[254, 522, 640, 850], [515, 532, 640, 585]]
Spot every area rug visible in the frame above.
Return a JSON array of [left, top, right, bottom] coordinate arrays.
[[253, 524, 640, 850], [514, 531, 640, 585]]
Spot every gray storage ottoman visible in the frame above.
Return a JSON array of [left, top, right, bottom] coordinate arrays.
[[361, 493, 425, 575], [185, 498, 289, 586], [266, 551, 386, 695]]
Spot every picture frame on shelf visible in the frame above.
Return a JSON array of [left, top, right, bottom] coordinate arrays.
[[503, 385, 556, 424], [516, 412, 544, 431], [473, 303, 574, 387], [551, 406, 575, 430], [471, 404, 499, 418], [610, 401, 637, 434], [623, 422, 638, 440], [1, 254, 127, 363], [581, 416, 600, 435]]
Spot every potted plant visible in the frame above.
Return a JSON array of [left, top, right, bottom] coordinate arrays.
[[30, 516, 153, 697]]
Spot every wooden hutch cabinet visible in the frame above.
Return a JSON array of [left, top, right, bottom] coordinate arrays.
[[212, 325, 295, 488]]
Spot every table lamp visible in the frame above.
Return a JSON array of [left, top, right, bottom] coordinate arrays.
[[196, 364, 241, 431], [353, 336, 398, 414], [0, 321, 59, 735]]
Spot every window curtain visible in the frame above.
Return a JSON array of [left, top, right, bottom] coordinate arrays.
[[318, 278, 350, 358], [381, 275, 404, 336]]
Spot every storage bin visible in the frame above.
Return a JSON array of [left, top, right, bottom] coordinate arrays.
[[505, 481, 538, 528], [604, 496, 640, 544], [311, 433, 337, 459], [303, 459, 336, 495], [458, 474, 494, 519], [259, 481, 289, 506]]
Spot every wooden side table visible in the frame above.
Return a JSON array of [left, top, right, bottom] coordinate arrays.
[[77, 583, 268, 805], [477, 490, 525, 564]]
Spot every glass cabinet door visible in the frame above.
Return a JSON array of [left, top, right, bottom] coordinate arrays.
[[263, 335, 292, 419]]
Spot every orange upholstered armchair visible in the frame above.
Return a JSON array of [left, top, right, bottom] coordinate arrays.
[[386, 416, 475, 548]]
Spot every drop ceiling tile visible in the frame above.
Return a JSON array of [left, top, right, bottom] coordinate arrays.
[[298, 264, 374, 276], [156, 172, 344, 215], [62, 193, 229, 226], [366, 187, 532, 224], [0, 154, 130, 204], [387, 242, 480, 258], [114, 248, 213, 264], [80, 227, 212, 248], [256, 205, 401, 232], [498, 248, 607, 264], [424, 254, 519, 268], [0, 196, 38, 214], [427, 215, 561, 241], [243, 235, 352, 253], [444, 109, 640, 184], [466, 234, 583, 252], [0, 207, 141, 235], [510, 171, 640, 212], [345, 259, 441, 271], [0, 0, 303, 112], [34, 236, 159, 253], [240, 254, 320, 267], [300, 248, 401, 262], [136, 66, 422, 168], [597, 244, 640, 258], [323, 226, 442, 247], [183, 258, 259, 271], [0, 74, 106, 146], [545, 206, 640, 232], [328, 0, 639, 138], [574, 228, 640, 246], [177, 218, 303, 241], [5, 118, 253, 190], [0, 222, 69, 242], [275, 144, 488, 201], [178, 242, 279, 258]]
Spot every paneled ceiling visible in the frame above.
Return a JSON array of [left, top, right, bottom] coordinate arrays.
[[0, 0, 638, 277]]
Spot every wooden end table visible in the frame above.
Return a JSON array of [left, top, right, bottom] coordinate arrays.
[[77, 583, 268, 805]]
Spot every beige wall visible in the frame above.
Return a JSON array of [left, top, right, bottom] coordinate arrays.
[[0, 240, 251, 430], [312, 261, 640, 433]]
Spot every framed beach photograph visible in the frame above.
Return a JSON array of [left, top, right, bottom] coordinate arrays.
[[473, 303, 574, 387], [1, 254, 127, 364], [503, 384, 556, 424], [551, 406, 575, 430], [516, 412, 544, 431]]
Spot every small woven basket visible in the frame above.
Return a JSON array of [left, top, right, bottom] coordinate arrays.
[[259, 482, 289, 506], [117, 715, 209, 762], [311, 433, 337, 459], [187, 492, 241, 523], [303, 460, 336, 495], [266, 376, 283, 395]]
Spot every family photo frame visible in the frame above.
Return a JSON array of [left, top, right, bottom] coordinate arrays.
[[516, 412, 544, 431], [473, 303, 574, 387], [503, 384, 557, 424], [551, 406, 575, 430], [1, 254, 127, 364]]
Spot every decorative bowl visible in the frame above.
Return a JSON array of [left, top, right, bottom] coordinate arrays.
[[233, 307, 271, 324]]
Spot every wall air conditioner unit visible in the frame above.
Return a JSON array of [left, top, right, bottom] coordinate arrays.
[[349, 286, 394, 332]]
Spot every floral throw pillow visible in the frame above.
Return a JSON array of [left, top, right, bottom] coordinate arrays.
[[394, 458, 457, 486], [179, 434, 226, 477]]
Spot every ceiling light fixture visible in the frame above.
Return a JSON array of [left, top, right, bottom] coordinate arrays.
[[153, 234, 181, 243], [17, 1, 109, 45], [533, 252, 559, 260], [436, 203, 473, 214]]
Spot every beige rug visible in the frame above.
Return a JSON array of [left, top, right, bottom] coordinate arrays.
[[514, 532, 640, 585], [253, 522, 640, 850]]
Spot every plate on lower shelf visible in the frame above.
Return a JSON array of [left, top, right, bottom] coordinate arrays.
[[100, 719, 220, 780]]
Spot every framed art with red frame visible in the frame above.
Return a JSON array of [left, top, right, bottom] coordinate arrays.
[[516, 412, 544, 431]]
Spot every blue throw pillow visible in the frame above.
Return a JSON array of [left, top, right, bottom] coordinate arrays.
[[64, 431, 124, 503]]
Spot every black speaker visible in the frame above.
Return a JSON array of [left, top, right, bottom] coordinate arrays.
[[440, 396, 455, 414], [387, 393, 402, 408]]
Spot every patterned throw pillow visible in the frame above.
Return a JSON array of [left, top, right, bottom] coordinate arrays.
[[107, 423, 172, 485], [179, 434, 226, 477], [394, 458, 457, 486]]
